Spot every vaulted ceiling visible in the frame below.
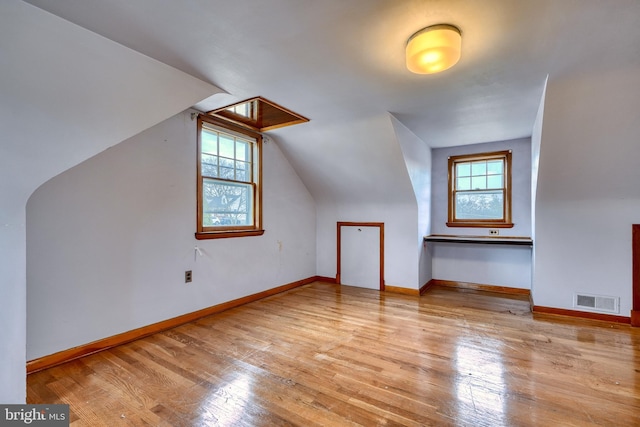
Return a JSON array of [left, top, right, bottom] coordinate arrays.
[[24, 0, 550, 146], [24, 0, 640, 144], [8, 0, 640, 204]]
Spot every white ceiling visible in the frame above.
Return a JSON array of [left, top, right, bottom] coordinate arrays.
[[24, 0, 635, 147], [13, 0, 640, 204]]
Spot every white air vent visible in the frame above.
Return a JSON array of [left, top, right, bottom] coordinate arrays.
[[574, 293, 619, 314]]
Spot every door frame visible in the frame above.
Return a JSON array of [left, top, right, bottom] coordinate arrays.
[[336, 222, 385, 291]]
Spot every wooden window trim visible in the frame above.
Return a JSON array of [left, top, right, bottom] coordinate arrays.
[[196, 114, 263, 239], [447, 150, 513, 228]]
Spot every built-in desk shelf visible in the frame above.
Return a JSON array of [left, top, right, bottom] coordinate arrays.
[[424, 234, 533, 246]]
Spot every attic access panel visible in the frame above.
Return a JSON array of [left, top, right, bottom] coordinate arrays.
[[206, 96, 309, 132]]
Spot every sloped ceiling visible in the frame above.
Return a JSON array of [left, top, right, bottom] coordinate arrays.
[[22, 0, 554, 146], [0, 0, 220, 208], [17, 0, 640, 205]]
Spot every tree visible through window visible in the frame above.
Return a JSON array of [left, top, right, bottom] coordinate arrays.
[[447, 150, 513, 228], [196, 115, 263, 239]]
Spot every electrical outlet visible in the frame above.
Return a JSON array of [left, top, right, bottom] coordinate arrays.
[[489, 230, 499, 235], [185, 270, 192, 283]]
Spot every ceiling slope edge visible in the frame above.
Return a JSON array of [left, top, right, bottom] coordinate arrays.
[[1, 1, 222, 204]]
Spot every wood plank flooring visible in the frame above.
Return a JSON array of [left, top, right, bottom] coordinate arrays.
[[28, 282, 640, 426]]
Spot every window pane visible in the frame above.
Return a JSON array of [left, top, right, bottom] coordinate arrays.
[[457, 177, 471, 191], [219, 158, 234, 179], [236, 140, 249, 161], [201, 130, 218, 155], [226, 101, 256, 119], [456, 163, 471, 177], [455, 190, 504, 220], [227, 105, 249, 117], [201, 154, 218, 177], [471, 161, 486, 176], [235, 161, 249, 182], [219, 167, 234, 180], [487, 174, 503, 189], [219, 135, 235, 159], [202, 179, 253, 226], [471, 176, 487, 190], [487, 160, 503, 175]]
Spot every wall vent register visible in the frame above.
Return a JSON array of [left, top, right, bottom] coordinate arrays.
[[574, 293, 619, 314]]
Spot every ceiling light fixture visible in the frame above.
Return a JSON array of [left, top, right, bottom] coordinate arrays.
[[406, 24, 461, 74]]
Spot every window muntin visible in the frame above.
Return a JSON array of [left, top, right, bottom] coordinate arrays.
[[197, 115, 263, 239], [448, 150, 513, 228]]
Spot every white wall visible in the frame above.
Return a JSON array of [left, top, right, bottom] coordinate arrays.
[[430, 138, 532, 288], [0, 201, 27, 403], [0, 0, 218, 402], [431, 243, 532, 289], [26, 110, 316, 360], [533, 68, 640, 315], [311, 114, 422, 290], [391, 116, 433, 288], [530, 77, 547, 291], [431, 138, 532, 237], [316, 202, 418, 289]]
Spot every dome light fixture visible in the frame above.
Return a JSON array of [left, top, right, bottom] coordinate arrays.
[[406, 24, 461, 74]]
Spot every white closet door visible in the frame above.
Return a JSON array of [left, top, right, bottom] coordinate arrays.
[[340, 226, 380, 289]]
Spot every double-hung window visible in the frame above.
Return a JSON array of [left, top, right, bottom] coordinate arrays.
[[196, 115, 263, 239], [447, 150, 513, 228]]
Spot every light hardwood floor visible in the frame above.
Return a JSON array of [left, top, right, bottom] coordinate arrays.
[[27, 282, 640, 426]]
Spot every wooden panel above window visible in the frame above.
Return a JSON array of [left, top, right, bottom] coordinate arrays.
[[206, 96, 309, 132]]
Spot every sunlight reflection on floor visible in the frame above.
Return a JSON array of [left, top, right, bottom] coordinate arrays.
[[454, 337, 507, 426], [198, 372, 253, 426]]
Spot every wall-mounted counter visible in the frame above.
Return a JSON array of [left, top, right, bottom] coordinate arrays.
[[424, 234, 533, 246]]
